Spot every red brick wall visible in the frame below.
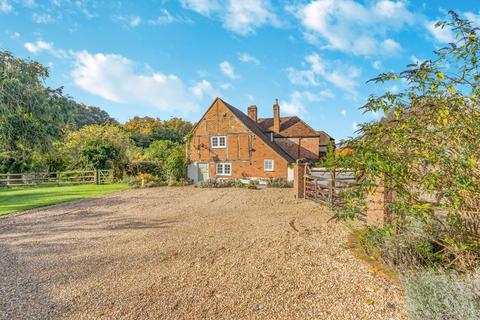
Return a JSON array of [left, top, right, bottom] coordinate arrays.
[[189, 99, 289, 179]]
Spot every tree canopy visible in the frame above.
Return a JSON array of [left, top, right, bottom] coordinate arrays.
[[335, 11, 480, 271]]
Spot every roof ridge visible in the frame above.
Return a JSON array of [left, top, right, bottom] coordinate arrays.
[[219, 99, 294, 162]]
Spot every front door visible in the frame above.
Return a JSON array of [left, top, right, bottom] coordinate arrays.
[[197, 163, 209, 182]]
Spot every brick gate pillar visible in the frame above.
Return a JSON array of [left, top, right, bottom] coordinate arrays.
[[365, 179, 386, 226], [293, 160, 307, 199]]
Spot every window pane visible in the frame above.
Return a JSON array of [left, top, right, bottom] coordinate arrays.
[[212, 137, 218, 147], [224, 164, 231, 174], [219, 136, 226, 146], [216, 163, 223, 174], [264, 160, 273, 171]]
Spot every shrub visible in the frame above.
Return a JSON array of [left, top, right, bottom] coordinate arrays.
[[266, 178, 293, 188], [126, 173, 167, 188], [163, 146, 186, 180], [196, 178, 238, 188], [403, 268, 480, 320], [126, 162, 164, 177]]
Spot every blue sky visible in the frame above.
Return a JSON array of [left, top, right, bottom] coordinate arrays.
[[1, 0, 479, 140]]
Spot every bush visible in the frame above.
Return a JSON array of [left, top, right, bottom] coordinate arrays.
[[126, 162, 164, 177], [125, 173, 167, 188], [403, 268, 480, 320], [266, 178, 293, 188], [163, 146, 186, 180], [196, 178, 238, 188]]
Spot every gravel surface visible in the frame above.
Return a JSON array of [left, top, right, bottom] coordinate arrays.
[[0, 187, 406, 319]]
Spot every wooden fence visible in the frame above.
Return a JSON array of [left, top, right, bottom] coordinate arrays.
[[0, 169, 113, 187], [304, 167, 356, 206]]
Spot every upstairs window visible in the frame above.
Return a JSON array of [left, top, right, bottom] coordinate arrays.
[[216, 163, 232, 176], [264, 159, 274, 172], [211, 136, 227, 148]]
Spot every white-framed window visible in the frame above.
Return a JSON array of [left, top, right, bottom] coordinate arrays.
[[264, 159, 274, 172], [211, 136, 227, 148], [216, 163, 232, 176]]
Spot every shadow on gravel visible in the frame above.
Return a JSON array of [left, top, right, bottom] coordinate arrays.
[[0, 244, 62, 319]]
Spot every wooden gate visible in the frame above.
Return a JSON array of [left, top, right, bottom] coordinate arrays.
[[304, 167, 356, 206]]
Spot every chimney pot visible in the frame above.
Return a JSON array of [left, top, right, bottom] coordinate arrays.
[[248, 105, 257, 122], [273, 99, 280, 133]]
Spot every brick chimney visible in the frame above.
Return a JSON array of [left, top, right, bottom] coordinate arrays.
[[248, 105, 257, 122], [273, 98, 280, 133]]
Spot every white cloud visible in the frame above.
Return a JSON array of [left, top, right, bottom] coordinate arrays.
[[410, 55, 424, 64], [352, 121, 359, 131], [191, 80, 215, 99], [280, 90, 334, 116], [286, 67, 319, 86], [223, 0, 280, 35], [147, 9, 191, 25], [0, 0, 12, 13], [463, 11, 480, 27], [287, 54, 361, 95], [238, 53, 260, 65], [294, 0, 415, 55], [71, 51, 199, 113], [372, 60, 382, 70], [341, 109, 347, 117], [32, 12, 53, 24], [181, 0, 279, 36], [426, 20, 454, 43], [180, 0, 220, 16], [114, 15, 142, 27], [24, 40, 66, 58], [219, 61, 237, 79], [381, 38, 401, 54], [10, 31, 20, 40], [219, 82, 232, 90]]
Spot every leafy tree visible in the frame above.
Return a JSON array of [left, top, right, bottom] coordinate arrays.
[[61, 124, 133, 173], [336, 12, 480, 271], [73, 103, 118, 129], [163, 145, 186, 180], [80, 140, 120, 170], [124, 116, 193, 147], [142, 140, 177, 162], [0, 51, 75, 172]]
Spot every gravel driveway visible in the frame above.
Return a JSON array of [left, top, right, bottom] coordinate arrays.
[[0, 187, 406, 319]]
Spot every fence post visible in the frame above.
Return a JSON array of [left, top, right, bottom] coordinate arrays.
[[94, 169, 99, 185], [294, 160, 307, 199]]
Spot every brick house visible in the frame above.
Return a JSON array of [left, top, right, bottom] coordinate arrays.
[[187, 97, 334, 182]]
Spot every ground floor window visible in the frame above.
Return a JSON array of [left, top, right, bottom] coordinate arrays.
[[216, 163, 232, 176], [264, 159, 274, 171]]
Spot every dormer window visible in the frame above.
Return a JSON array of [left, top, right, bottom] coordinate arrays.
[[211, 136, 227, 148]]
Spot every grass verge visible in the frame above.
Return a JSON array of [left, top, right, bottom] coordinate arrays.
[[346, 226, 400, 284], [0, 184, 129, 216]]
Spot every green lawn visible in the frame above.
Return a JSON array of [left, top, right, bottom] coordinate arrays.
[[0, 184, 129, 216]]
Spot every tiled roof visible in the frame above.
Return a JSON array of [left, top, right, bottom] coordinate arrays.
[[219, 99, 295, 163], [257, 116, 325, 138]]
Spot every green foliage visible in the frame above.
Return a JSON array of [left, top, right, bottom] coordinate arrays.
[[126, 162, 163, 177], [334, 12, 480, 271], [126, 173, 167, 188], [163, 145, 186, 180], [266, 178, 293, 188], [61, 125, 133, 174], [196, 178, 239, 188], [80, 140, 119, 170], [0, 50, 76, 172], [402, 268, 480, 320], [142, 140, 177, 162], [73, 104, 118, 129], [124, 116, 193, 148]]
